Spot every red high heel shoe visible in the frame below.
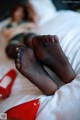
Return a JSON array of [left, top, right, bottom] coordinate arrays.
[[0, 69, 17, 99], [5, 99, 40, 120]]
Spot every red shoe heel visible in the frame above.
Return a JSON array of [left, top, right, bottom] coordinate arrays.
[[5, 99, 40, 120], [0, 69, 17, 99]]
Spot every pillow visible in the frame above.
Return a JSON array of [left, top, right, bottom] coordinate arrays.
[[29, 0, 57, 25]]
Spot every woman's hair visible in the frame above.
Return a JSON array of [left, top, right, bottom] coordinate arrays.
[[10, 2, 35, 22], [10, 3, 28, 20]]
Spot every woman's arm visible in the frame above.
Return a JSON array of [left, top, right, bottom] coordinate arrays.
[[2, 26, 26, 41], [2, 22, 36, 41]]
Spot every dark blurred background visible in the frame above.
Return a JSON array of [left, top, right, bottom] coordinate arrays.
[[0, 0, 80, 21]]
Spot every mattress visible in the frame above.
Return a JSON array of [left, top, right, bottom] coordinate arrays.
[[0, 10, 80, 120]]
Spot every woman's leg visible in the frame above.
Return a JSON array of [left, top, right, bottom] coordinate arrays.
[[6, 44, 17, 59], [5, 41, 20, 59], [23, 33, 37, 48]]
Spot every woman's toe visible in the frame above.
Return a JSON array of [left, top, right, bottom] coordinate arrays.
[[15, 49, 21, 69], [16, 58, 20, 63], [53, 35, 59, 43], [16, 47, 20, 52], [15, 45, 27, 70], [17, 52, 21, 58], [16, 63, 21, 69]]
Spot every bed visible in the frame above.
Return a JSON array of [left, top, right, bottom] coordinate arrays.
[[0, 1, 80, 120]]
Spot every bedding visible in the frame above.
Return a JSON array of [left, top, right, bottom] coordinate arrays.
[[0, 10, 80, 120], [29, 0, 57, 25]]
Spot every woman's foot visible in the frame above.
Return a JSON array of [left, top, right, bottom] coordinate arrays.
[[6, 44, 17, 59], [32, 35, 76, 83], [15, 45, 57, 95], [23, 33, 36, 48]]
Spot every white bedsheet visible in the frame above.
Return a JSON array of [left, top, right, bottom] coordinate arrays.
[[0, 10, 80, 120]]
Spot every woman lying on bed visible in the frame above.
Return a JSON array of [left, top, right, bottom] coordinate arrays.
[[15, 35, 76, 96], [2, 3, 37, 59], [2, 4, 76, 96]]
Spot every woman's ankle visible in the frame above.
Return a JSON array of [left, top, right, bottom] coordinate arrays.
[[59, 63, 76, 83]]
